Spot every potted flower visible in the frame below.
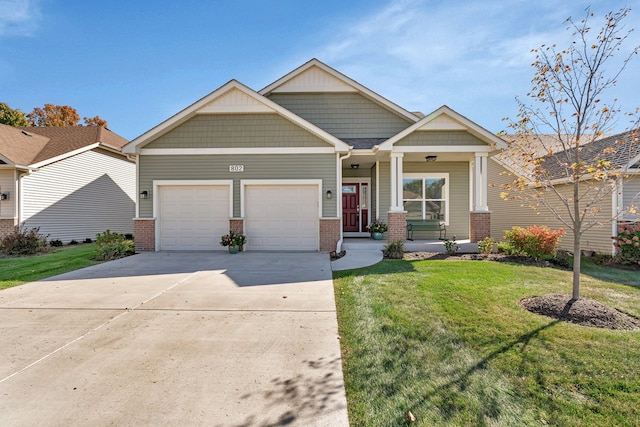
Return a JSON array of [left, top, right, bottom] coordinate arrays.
[[220, 230, 246, 254], [366, 219, 388, 240]]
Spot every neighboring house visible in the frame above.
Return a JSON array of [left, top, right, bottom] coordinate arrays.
[[0, 125, 135, 242], [489, 130, 640, 254], [123, 58, 506, 252]]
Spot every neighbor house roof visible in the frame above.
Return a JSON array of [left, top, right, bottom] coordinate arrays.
[[0, 124, 128, 168]]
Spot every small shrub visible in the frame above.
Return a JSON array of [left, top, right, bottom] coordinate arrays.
[[503, 225, 564, 260], [444, 236, 459, 255], [124, 233, 134, 240], [93, 230, 135, 261], [612, 222, 640, 265], [552, 249, 571, 268], [84, 238, 93, 243], [477, 237, 496, 255], [49, 239, 64, 247], [383, 240, 404, 259], [68, 240, 78, 245], [0, 226, 49, 256]]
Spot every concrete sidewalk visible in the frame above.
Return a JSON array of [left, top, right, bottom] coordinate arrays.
[[0, 252, 348, 426], [332, 238, 479, 271]]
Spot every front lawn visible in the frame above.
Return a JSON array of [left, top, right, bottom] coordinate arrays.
[[333, 259, 640, 426], [0, 244, 100, 290]]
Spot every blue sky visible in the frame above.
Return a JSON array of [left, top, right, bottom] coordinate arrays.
[[1, 0, 639, 140]]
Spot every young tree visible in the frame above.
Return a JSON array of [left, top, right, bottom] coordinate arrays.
[[27, 104, 81, 127], [499, 7, 639, 300], [0, 102, 28, 127]]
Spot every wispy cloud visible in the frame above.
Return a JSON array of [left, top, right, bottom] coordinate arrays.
[[0, 0, 42, 37]]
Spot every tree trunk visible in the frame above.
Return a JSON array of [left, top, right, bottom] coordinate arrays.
[[572, 230, 581, 301]]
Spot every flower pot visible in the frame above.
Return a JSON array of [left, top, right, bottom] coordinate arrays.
[[228, 245, 239, 254], [372, 232, 383, 240]]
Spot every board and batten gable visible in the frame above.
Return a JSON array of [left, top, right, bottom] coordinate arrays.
[[21, 148, 135, 242], [0, 169, 16, 218], [138, 154, 337, 218], [267, 93, 413, 139], [488, 157, 615, 254], [144, 114, 333, 149], [395, 130, 488, 146]]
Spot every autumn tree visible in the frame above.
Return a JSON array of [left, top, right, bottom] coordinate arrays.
[[83, 116, 108, 127], [0, 102, 28, 127], [27, 104, 81, 127], [499, 8, 639, 300]]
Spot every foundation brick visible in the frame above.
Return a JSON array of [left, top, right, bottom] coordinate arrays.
[[470, 211, 491, 242], [320, 218, 340, 252], [0, 218, 17, 241], [387, 211, 407, 242], [134, 219, 155, 252]]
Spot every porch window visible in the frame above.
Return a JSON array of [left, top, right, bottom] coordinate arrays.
[[403, 173, 449, 224]]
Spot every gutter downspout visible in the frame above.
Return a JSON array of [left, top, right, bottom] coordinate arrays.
[[336, 150, 352, 253]]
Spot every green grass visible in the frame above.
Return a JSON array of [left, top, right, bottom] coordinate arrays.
[[333, 259, 640, 426], [0, 244, 101, 289]]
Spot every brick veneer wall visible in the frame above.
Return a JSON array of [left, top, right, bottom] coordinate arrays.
[[387, 211, 407, 242], [0, 218, 17, 241], [134, 219, 155, 252], [320, 218, 340, 252], [470, 211, 491, 242]]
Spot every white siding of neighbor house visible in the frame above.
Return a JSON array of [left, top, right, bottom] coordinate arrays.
[[0, 169, 16, 218], [488, 158, 615, 254], [622, 174, 640, 221], [21, 149, 135, 242]]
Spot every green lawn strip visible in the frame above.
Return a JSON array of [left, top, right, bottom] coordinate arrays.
[[334, 260, 640, 427], [0, 244, 101, 289]]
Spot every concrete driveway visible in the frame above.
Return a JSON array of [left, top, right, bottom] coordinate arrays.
[[0, 252, 349, 426]]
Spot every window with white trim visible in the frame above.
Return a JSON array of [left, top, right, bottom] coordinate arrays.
[[403, 173, 449, 224]]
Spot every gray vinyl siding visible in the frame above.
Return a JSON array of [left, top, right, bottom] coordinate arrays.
[[145, 114, 331, 149], [139, 154, 337, 218], [397, 131, 487, 146], [403, 162, 470, 239], [0, 169, 16, 218], [622, 174, 640, 221], [267, 93, 412, 139], [488, 158, 615, 254], [21, 149, 135, 242]]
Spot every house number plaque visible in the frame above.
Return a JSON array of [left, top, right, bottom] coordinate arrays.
[[229, 165, 244, 172]]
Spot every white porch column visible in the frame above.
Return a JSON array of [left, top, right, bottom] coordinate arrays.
[[390, 152, 404, 211], [474, 153, 489, 211]]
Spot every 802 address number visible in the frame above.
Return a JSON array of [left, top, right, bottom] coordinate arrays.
[[229, 165, 244, 172]]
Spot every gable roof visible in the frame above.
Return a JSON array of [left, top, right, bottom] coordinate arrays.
[[123, 79, 351, 153], [378, 105, 508, 150], [0, 124, 50, 166], [259, 58, 420, 124], [541, 129, 640, 179], [0, 124, 128, 168]]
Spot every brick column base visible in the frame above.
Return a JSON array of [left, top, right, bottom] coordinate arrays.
[[134, 219, 155, 252], [229, 218, 244, 234], [470, 211, 491, 243], [319, 218, 340, 252], [387, 211, 407, 242], [0, 218, 17, 241]]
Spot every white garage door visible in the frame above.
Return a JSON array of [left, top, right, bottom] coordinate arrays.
[[158, 185, 230, 251], [245, 185, 318, 251]]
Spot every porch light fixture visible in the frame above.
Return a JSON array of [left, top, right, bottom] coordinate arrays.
[[0, 193, 8, 201], [350, 164, 359, 169], [425, 155, 438, 162], [140, 190, 150, 200], [326, 190, 332, 199]]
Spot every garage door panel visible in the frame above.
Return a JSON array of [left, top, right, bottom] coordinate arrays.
[[245, 185, 318, 251], [159, 186, 229, 251]]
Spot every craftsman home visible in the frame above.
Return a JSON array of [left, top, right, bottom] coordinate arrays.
[[124, 59, 506, 252], [0, 125, 135, 242]]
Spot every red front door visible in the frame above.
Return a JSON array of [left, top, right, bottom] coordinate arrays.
[[342, 184, 359, 232]]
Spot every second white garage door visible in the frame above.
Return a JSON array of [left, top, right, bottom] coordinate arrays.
[[158, 185, 230, 251], [245, 185, 319, 251]]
